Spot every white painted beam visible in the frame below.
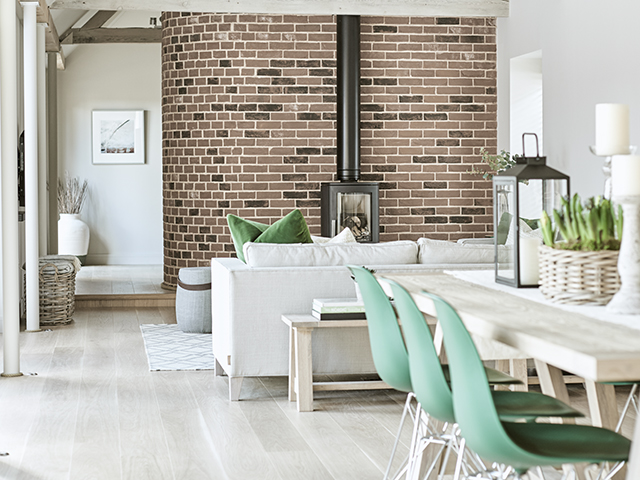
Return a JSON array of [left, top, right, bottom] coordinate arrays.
[[23, 1, 41, 333], [0, 0, 23, 376], [50, 0, 509, 17]]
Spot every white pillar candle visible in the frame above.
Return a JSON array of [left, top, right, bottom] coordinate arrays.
[[519, 235, 540, 286], [595, 103, 630, 155], [612, 155, 640, 196]]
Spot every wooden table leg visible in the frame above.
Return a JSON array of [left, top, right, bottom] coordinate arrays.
[[288, 324, 296, 403], [534, 360, 575, 424], [536, 360, 593, 480], [510, 359, 528, 392], [584, 380, 627, 479], [584, 380, 618, 430], [294, 327, 314, 412]]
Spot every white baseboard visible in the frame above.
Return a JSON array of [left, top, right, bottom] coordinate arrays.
[[85, 253, 163, 265]]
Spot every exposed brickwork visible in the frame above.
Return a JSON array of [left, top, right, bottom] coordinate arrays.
[[161, 12, 497, 287]]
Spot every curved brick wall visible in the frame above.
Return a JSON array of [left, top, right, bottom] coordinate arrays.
[[161, 12, 497, 287]]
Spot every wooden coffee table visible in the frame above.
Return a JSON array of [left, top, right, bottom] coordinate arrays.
[[281, 314, 392, 412]]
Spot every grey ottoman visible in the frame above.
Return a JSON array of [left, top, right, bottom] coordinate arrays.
[[176, 267, 212, 333]]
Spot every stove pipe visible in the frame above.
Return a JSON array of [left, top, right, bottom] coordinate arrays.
[[336, 15, 360, 182]]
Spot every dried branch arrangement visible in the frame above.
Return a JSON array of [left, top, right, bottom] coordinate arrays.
[[58, 175, 88, 214]]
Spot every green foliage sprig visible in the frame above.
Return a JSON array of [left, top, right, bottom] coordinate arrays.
[[540, 194, 623, 251], [468, 148, 520, 180]]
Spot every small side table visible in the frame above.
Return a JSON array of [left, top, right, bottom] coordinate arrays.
[[281, 314, 392, 412]]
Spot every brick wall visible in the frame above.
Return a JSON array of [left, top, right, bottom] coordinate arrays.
[[161, 12, 497, 287]]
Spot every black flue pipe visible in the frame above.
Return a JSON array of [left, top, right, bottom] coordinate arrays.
[[336, 15, 360, 182]]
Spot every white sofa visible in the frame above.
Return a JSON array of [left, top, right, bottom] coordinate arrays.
[[211, 238, 507, 400]]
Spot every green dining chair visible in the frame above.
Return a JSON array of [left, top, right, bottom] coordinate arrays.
[[348, 266, 521, 480], [422, 290, 630, 480], [384, 278, 586, 479], [351, 267, 579, 480]]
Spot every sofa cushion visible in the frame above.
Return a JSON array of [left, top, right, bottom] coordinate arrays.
[[311, 228, 357, 245], [227, 210, 312, 263], [254, 209, 313, 245], [244, 240, 419, 267], [227, 215, 270, 263], [418, 238, 510, 264]]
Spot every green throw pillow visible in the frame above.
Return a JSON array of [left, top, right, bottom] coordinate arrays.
[[227, 215, 269, 263], [254, 209, 313, 245], [226, 209, 313, 263]]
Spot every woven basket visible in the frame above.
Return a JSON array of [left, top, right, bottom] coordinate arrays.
[[38, 256, 78, 326], [538, 245, 620, 305]]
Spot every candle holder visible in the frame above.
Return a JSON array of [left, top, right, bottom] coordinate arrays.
[[607, 195, 640, 314], [589, 146, 636, 200]]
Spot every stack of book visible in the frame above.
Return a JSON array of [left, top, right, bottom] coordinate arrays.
[[311, 298, 366, 320]]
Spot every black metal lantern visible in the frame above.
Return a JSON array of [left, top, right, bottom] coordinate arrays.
[[494, 134, 570, 288]]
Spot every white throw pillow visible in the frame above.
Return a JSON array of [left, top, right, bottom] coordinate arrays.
[[244, 240, 419, 267], [311, 228, 357, 245], [418, 238, 511, 264]]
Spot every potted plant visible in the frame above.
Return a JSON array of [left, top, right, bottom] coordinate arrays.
[[58, 174, 89, 264], [538, 194, 622, 305]]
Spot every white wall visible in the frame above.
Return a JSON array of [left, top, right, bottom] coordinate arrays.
[[498, 0, 640, 199], [57, 43, 162, 265]]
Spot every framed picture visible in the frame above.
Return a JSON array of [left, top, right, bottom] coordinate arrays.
[[92, 110, 145, 164]]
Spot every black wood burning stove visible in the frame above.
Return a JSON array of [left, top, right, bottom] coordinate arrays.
[[320, 15, 380, 243], [321, 182, 379, 242]]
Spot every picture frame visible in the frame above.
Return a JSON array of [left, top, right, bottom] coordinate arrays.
[[92, 110, 145, 165]]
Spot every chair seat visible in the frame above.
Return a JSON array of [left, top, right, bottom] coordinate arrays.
[[493, 391, 583, 421], [442, 364, 522, 385], [503, 421, 630, 464]]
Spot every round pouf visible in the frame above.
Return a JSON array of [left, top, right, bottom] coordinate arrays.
[[176, 267, 212, 333]]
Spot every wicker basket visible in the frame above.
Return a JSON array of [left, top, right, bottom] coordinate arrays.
[[38, 256, 80, 326], [538, 245, 620, 305]]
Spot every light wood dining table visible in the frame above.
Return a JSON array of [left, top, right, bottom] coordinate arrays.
[[380, 271, 640, 480]]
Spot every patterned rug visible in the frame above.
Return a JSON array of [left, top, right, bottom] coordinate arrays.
[[140, 324, 216, 371]]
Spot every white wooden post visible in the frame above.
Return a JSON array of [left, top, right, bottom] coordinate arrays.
[[37, 24, 48, 256], [23, 1, 41, 333], [0, 0, 23, 376]]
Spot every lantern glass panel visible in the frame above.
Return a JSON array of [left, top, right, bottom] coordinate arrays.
[[494, 178, 516, 282], [518, 179, 568, 224]]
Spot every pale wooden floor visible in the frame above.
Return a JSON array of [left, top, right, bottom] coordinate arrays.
[[0, 303, 636, 479]]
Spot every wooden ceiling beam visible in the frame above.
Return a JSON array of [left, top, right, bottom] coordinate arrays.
[[61, 27, 161, 44], [50, 0, 509, 17], [81, 10, 118, 29], [35, 0, 65, 69]]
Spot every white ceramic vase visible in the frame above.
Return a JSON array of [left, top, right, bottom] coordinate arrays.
[[58, 214, 90, 257]]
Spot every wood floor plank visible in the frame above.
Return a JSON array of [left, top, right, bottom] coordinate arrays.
[[152, 372, 229, 479], [260, 377, 387, 480], [188, 373, 282, 480], [117, 376, 173, 480], [237, 379, 334, 479], [0, 354, 53, 479], [18, 347, 84, 480], [67, 308, 121, 480]]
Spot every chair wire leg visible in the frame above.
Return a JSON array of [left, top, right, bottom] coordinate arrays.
[[410, 437, 445, 480], [452, 437, 466, 480], [603, 461, 625, 480], [384, 392, 416, 480], [615, 384, 638, 432]]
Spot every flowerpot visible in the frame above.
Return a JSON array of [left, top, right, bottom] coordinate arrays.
[[538, 245, 620, 305], [58, 214, 90, 263]]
